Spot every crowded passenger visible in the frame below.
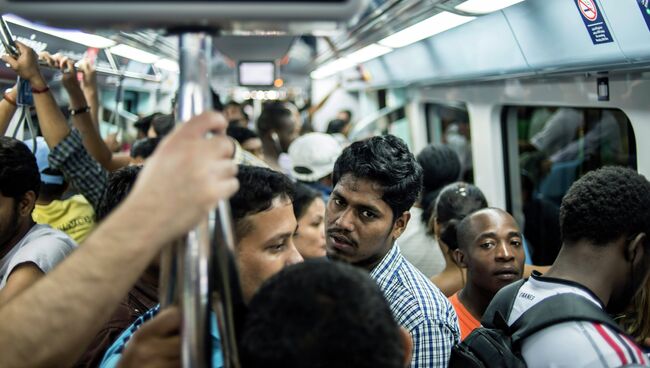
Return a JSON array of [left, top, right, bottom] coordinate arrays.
[[226, 125, 265, 161], [501, 166, 650, 366], [256, 101, 301, 173], [241, 260, 412, 368], [325, 134, 460, 367], [129, 137, 160, 164], [224, 101, 248, 127], [100, 165, 303, 367], [292, 183, 327, 259], [288, 132, 342, 201], [429, 182, 488, 297], [448, 208, 525, 340], [133, 113, 162, 140], [400, 144, 461, 278], [0, 137, 77, 305]]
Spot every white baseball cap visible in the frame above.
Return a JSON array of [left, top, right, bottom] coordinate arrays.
[[288, 133, 342, 182]]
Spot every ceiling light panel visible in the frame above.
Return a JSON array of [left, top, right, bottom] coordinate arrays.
[[110, 44, 159, 64], [455, 0, 525, 14], [4, 14, 116, 48], [378, 11, 475, 49]]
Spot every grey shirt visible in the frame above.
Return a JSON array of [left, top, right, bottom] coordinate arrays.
[[0, 224, 77, 288]]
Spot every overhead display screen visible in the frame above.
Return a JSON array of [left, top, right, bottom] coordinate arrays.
[[238, 61, 275, 87]]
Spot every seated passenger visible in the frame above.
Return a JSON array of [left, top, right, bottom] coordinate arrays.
[[0, 137, 76, 304], [226, 125, 264, 161], [400, 144, 461, 278], [25, 137, 96, 243], [100, 165, 303, 368], [292, 183, 327, 259], [241, 260, 413, 368], [430, 182, 488, 297], [325, 135, 460, 367], [288, 132, 342, 201], [448, 208, 525, 340], [502, 166, 650, 366]]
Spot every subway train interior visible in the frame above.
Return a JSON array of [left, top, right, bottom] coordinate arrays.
[[1, 0, 650, 367]]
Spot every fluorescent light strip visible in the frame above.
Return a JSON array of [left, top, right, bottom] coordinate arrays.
[[346, 44, 393, 64], [455, 0, 525, 14], [110, 44, 159, 64], [155, 58, 179, 73], [378, 11, 475, 49], [310, 57, 356, 79], [3, 14, 115, 48]]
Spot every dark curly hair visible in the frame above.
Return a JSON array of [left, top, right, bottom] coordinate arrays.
[[332, 135, 422, 219], [292, 183, 321, 220], [0, 137, 40, 201], [418, 144, 461, 225], [241, 260, 404, 368], [95, 165, 142, 222], [560, 166, 650, 246], [230, 165, 295, 238], [227, 126, 259, 146], [434, 182, 487, 251], [130, 137, 160, 159]]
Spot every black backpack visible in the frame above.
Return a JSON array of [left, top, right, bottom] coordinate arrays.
[[448, 279, 626, 368]]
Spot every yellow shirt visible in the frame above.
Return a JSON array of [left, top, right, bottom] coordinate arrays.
[[33, 194, 95, 243]]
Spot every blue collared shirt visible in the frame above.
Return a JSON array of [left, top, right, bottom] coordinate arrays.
[[99, 305, 223, 368], [369, 245, 460, 367]]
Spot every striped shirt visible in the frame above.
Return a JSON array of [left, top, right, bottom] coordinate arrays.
[[508, 274, 649, 367], [369, 245, 460, 367]]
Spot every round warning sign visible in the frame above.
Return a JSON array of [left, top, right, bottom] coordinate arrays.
[[578, 0, 598, 21]]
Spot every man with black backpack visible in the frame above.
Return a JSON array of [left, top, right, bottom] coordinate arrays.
[[451, 166, 650, 367]]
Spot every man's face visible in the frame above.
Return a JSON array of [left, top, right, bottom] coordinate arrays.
[[276, 115, 300, 153], [0, 193, 21, 250], [325, 174, 408, 270], [236, 197, 303, 303], [457, 209, 525, 296], [225, 105, 244, 122]]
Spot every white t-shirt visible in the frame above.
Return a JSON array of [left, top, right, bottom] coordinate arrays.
[[508, 275, 649, 367], [398, 207, 446, 278], [0, 224, 77, 288]]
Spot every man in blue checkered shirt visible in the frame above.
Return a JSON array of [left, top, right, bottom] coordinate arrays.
[[325, 135, 460, 367]]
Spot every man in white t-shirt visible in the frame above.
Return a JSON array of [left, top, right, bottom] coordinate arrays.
[[0, 137, 76, 304], [506, 166, 650, 367]]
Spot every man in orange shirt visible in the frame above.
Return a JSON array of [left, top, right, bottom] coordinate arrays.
[[448, 208, 525, 340]]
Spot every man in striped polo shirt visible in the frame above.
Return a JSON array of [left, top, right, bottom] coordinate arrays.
[[506, 166, 650, 367]]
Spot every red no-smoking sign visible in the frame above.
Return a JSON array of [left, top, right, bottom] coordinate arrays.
[[578, 0, 598, 21]]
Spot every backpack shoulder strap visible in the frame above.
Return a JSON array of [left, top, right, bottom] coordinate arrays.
[[481, 279, 527, 330], [509, 293, 625, 345]]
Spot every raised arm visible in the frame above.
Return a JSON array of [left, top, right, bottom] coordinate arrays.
[[79, 60, 100, 130], [0, 84, 18, 136], [0, 111, 238, 368], [2, 42, 70, 148]]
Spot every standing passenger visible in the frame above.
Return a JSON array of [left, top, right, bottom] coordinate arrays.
[[292, 183, 327, 259], [326, 135, 460, 367], [448, 208, 525, 340], [257, 101, 301, 174]]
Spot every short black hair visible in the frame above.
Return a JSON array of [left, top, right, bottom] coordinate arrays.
[[418, 144, 461, 225], [456, 208, 512, 251], [256, 102, 293, 133], [434, 182, 487, 251], [227, 126, 259, 146], [230, 165, 295, 239], [133, 113, 161, 135], [0, 137, 40, 201], [560, 166, 650, 246], [339, 109, 352, 122], [292, 183, 320, 220], [151, 114, 175, 138], [130, 137, 160, 159], [95, 165, 142, 222], [241, 260, 404, 368], [332, 135, 422, 218], [326, 119, 347, 134]]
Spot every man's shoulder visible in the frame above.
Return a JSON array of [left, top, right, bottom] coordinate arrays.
[[521, 321, 648, 367], [21, 224, 77, 250]]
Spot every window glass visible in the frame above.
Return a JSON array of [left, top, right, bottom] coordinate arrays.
[[424, 102, 473, 182], [504, 106, 637, 266]]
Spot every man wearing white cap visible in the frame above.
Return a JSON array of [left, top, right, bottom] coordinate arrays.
[[288, 132, 342, 202]]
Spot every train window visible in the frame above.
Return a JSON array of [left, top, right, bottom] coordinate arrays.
[[424, 102, 473, 182], [502, 106, 637, 266]]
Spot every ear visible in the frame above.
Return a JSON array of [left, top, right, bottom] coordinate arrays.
[[453, 248, 468, 268], [398, 327, 413, 368], [392, 211, 411, 240], [18, 191, 36, 217], [626, 233, 647, 265]]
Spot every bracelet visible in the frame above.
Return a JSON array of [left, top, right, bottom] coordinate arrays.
[[3, 91, 16, 106], [31, 85, 50, 94], [69, 106, 91, 116]]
